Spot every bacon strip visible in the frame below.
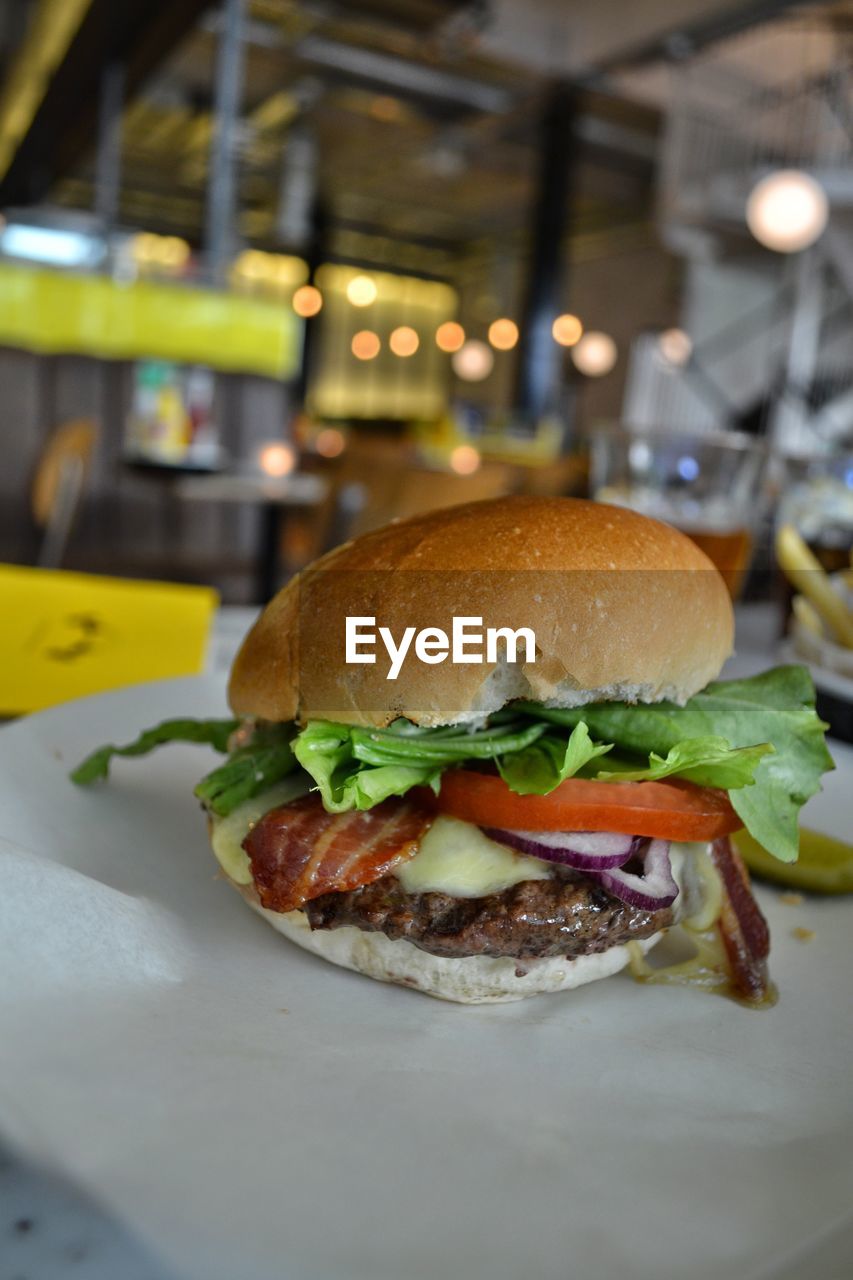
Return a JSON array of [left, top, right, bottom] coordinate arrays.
[[710, 836, 772, 1004], [243, 794, 432, 913]]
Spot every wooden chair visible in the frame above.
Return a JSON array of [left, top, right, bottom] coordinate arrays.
[[31, 419, 98, 568], [326, 434, 418, 539], [517, 453, 589, 498]]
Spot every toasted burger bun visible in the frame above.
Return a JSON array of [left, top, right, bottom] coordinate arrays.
[[227, 874, 676, 1004], [229, 496, 733, 728]]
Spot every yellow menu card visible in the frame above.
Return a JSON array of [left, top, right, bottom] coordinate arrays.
[[0, 564, 219, 714]]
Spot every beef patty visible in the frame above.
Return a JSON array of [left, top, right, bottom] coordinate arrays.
[[304, 873, 673, 960]]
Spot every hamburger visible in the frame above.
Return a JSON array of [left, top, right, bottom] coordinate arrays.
[[73, 497, 833, 1005]]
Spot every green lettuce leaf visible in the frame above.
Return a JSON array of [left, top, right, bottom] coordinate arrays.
[[193, 723, 298, 816], [70, 718, 238, 785], [71, 717, 300, 818], [497, 722, 612, 794], [291, 690, 790, 824], [292, 717, 550, 813], [69, 666, 832, 864], [521, 666, 834, 862], [348, 717, 546, 766], [593, 735, 773, 788], [293, 720, 440, 812]]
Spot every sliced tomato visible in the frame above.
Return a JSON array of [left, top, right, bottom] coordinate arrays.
[[424, 770, 743, 842]]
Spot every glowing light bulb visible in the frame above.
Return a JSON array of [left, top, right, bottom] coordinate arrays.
[[487, 318, 519, 351], [658, 328, 692, 366], [315, 427, 345, 458], [292, 285, 323, 317], [258, 442, 296, 477], [159, 236, 189, 267], [346, 274, 377, 306], [571, 331, 617, 377], [389, 326, 419, 357], [746, 170, 828, 253], [451, 339, 493, 382], [435, 321, 465, 353], [552, 313, 583, 347], [235, 249, 266, 280], [449, 444, 481, 475], [272, 256, 298, 285], [352, 330, 381, 360], [132, 233, 158, 263]]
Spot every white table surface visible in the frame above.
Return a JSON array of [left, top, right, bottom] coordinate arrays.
[[0, 600, 833, 1280]]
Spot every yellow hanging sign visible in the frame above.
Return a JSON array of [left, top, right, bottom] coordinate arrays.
[[0, 262, 300, 379]]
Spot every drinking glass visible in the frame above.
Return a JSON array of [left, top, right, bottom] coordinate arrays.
[[589, 426, 768, 598], [775, 451, 853, 573]]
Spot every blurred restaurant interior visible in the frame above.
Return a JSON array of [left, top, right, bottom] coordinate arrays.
[[1, 0, 852, 623]]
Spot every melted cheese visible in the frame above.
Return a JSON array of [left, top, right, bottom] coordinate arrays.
[[396, 816, 552, 898], [673, 841, 724, 930], [624, 842, 757, 1004], [210, 777, 310, 884]]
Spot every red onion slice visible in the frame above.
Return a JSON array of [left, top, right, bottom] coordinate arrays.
[[594, 839, 678, 911], [482, 827, 637, 870]]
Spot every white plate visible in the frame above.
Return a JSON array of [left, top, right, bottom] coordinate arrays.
[[1, 676, 852, 1280]]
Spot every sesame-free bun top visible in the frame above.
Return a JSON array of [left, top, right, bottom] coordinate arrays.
[[228, 496, 733, 727]]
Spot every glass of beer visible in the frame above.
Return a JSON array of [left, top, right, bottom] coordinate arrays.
[[776, 452, 853, 573], [589, 427, 768, 598]]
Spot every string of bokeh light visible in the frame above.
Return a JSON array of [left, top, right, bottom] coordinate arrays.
[[333, 315, 616, 376], [389, 326, 419, 357], [449, 444, 481, 474], [657, 327, 692, 366], [291, 284, 323, 317], [233, 249, 306, 288], [132, 233, 191, 270], [352, 330, 381, 360], [346, 275, 378, 307], [314, 427, 346, 458], [258, 442, 296, 477], [281, 273, 618, 377], [487, 318, 519, 351], [435, 321, 465, 352], [451, 340, 494, 382], [552, 313, 583, 347], [571, 331, 618, 377], [228, 251, 608, 374]]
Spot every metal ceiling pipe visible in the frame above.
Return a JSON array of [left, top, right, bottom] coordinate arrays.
[[513, 81, 577, 425], [295, 34, 511, 114], [94, 62, 125, 240], [205, 0, 247, 285], [594, 0, 826, 74]]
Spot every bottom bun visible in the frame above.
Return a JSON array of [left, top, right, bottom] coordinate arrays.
[[239, 888, 663, 1003]]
